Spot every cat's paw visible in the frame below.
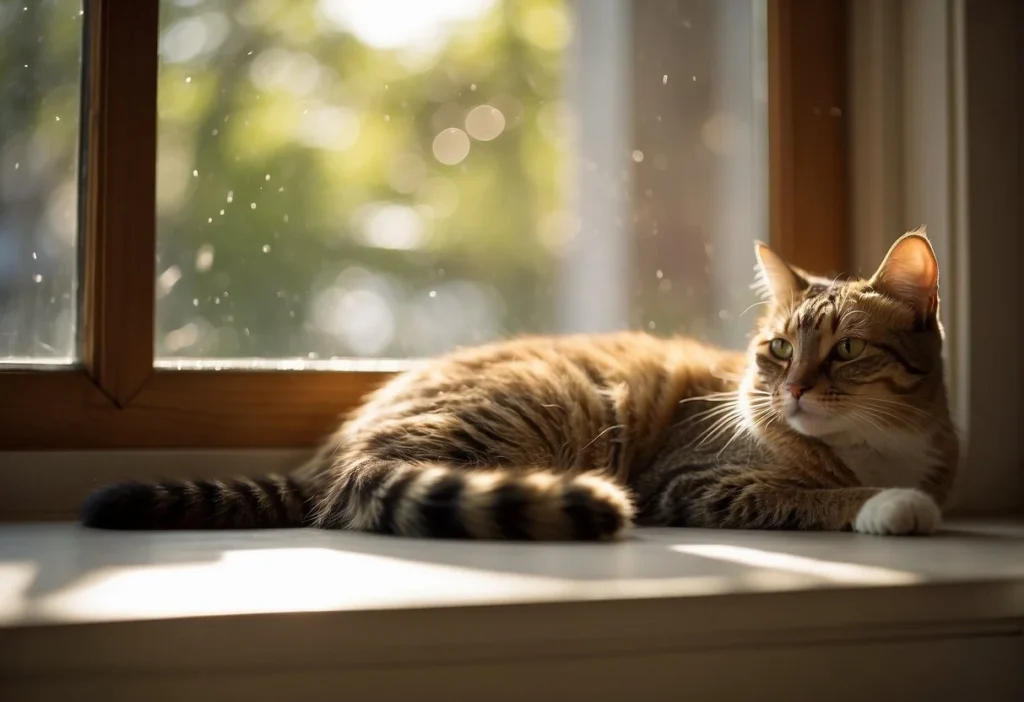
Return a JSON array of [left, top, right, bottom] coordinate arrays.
[[853, 488, 941, 536]]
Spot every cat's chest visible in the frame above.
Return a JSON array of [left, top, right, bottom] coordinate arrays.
[[832, 439, 939, 489]]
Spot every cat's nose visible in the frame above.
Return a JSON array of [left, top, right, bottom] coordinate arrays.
[[786, 383, 808, 399]]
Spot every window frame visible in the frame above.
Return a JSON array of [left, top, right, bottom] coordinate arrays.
[[0, 0, 849, 450]]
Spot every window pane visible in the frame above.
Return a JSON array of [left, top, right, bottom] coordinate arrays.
[[155, 0, 766, 363], [0, 1, 83, 364]]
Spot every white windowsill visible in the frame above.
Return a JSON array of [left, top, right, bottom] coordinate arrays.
[[2, 521, 1024, 700]]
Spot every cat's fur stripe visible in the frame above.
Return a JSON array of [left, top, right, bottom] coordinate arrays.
[[81, 231, 958, 539], [315, 463, 632, 540], [81, 475, 309, 529]]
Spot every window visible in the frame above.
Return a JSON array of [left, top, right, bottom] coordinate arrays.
[[0, 1, 83, 364], [0, 0, 848, 449]]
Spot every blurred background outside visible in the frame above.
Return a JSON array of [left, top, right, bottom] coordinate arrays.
[[0, 0, 767, 366]]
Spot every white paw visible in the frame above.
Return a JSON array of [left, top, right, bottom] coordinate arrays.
[[854, 488, 941, 536]]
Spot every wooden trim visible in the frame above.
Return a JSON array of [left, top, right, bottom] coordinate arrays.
[[768, 0, 849, 276], [80, 0, 159, 406], [0, 371, 391, 449]]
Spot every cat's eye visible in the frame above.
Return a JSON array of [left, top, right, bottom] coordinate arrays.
[[768, 338, 793, 360], [834, 337, 866, 360]]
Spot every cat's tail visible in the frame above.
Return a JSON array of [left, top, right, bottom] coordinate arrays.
[[80, 475, 310, 530], [315, 464, 634, 541]]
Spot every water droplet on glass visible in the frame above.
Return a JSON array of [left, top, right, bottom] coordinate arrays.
[[185, 76, 192, 83], [648, 321, 656, 330], [662, 74, 668, 85], [656, 269, 664, 279], [632, 150, 644, 163], [250, 203, 256, 210], [33, 274, 43, 283], [219, 209, 225, 216], [226, 190, 233, 203], [470, 83, 477, 92], [195, 244, 215, 271], [55, 116, 60, 121], [192, 298, 199, 306], [384, 115, 390, 122], [31, 251, 37, 260], [262, 245, 271, 253], [192, 169, 198, 177], [265, 174, 271, 181], [283, 214, 289, 223], [429, 290, 437, 298], [207, 217, 213, 223]]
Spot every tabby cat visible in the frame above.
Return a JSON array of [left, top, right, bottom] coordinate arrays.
[[82, 231, 957, 539]]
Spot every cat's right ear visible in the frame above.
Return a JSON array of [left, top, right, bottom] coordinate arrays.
[[753, 241, 809, 302]]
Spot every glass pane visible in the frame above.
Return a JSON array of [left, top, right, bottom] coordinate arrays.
[[155, 0, 766, 364], [0, 1, 83, 364]]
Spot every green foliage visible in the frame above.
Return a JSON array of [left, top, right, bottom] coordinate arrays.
[[155, 0, 568, 358]]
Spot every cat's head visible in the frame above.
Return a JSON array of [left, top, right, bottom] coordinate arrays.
[[741, 230, 948, 448]]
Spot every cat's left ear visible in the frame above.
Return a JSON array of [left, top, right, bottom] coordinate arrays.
[[753, 241, 809, 302], [869, 229, 939, 319]]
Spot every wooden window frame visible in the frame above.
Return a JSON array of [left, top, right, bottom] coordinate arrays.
[[0, 0, 847, 450]]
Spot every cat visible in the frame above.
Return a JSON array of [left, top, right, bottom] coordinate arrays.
[[81, 230, 957, 539]]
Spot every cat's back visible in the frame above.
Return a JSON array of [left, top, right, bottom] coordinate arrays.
[[370, 331, 741, 405]]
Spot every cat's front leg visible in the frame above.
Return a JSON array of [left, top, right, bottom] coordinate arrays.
[[851, 488, 941, 535], [659, 473, 941, 534]]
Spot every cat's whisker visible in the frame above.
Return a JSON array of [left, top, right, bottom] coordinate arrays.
[[718, 413, 762, 454], [717, 404, 775, 455], [677, 387, 769, 405], [740, 300, 771, 318], [853, 401, 928, 431], [694, 411, 746, 447], [856, 396, 933, 420], [687, 395, 770, 418], [678, 392, 742, 405], [845, 408, 887, 434], [685, 402, 746, 423], [684, 395, 770, 425], [695, 401, 771, 447]]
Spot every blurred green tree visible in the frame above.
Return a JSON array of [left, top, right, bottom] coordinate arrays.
[[154, 0, 568, 360]]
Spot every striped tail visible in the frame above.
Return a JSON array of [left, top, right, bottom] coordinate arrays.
[[80, 475, 310, 530], [316, 464, 634, 541]]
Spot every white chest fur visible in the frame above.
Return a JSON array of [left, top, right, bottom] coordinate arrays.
[[831, 433, 940, 489]]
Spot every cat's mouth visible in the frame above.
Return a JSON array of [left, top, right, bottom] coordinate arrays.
[[783, 400, 839, 436]]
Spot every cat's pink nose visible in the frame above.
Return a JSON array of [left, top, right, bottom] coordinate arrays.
[[787, 383, 807, 399]]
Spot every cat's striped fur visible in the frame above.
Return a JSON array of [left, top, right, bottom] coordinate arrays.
[[82, 232, 958, 538]]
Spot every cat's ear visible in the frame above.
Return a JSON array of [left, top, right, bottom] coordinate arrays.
[[869, 229, 939, 319], [753, 241, 810, 302]]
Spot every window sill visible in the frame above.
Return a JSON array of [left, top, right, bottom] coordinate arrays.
[[2, 521, 1024, 700]]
